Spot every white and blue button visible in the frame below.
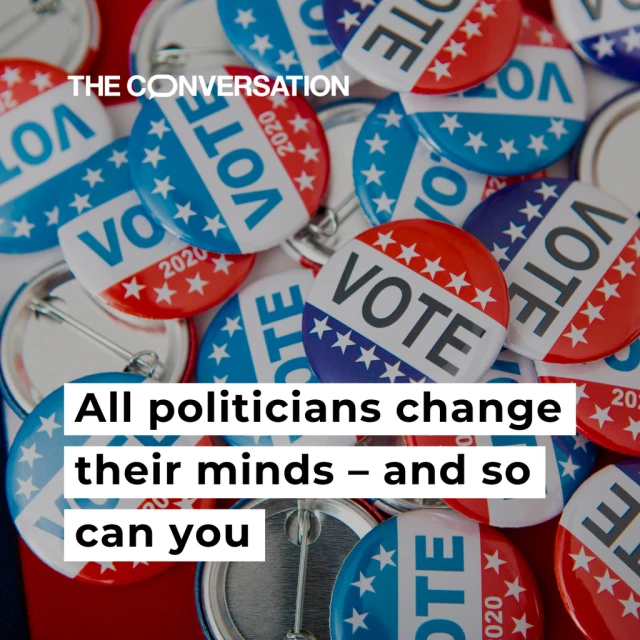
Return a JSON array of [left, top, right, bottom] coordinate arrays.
[[0, 59, 112, 253], [129, 67, 330, 255], [219, 0, 358, 81], [552, 0, 640, 82], [400, 13, 587, 176]]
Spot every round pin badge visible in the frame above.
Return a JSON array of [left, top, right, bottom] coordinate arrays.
[[354, 92, 546, 227], [129, 0, 243, 101], [282, 97, 376, 270], [400, 13, 587, 177], [536, 339, 640, 457], [323, 0, 522, 95], [0, 59, 113, 254], [551, 0, 640, 82], [219, 0, 359, 82], [57, 137, 255, 320], [302, 219, 510, 383], [5, 372, 214, 585], [198, 498, 380, 640], [331, 508, 544, 639], [556, 459, 640, 640], [0, 1, 101, 73], [574, 88, 640, 216], [0, 262, 196, 419], [464, 178, 640, 364], [129, 66, 330, 255]]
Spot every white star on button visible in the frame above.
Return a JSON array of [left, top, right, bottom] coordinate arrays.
[[472, 287, 495, 309], [622, 28, 640, 53], [354, 0, 375, 8], [175, 498, 196, 509], [590, 405, 613, 428], [209, 343, 230, 365], [108, 149, 128, 168], [289, 115, 310, 134], [1, 66, 21, 87], [573, 433, 590, 450], [235, 8, 256, 29], [361, 163, 384, 185], [491, 243, 510, 262], [152, 177, 175, 199], [373, 231, 395, 251], [503, 221, 526, 243], [594, 569, 619, 594], [536, 28, 555, 45], [422, 257, 445, 279], [440, 113, 463, 135], [351, 572, 376, 596], [294, 171, 315, 191], [365, 133, 388, 154], [569, 546, 595, 572], [547, 119, 568, 141], [82, 168, 104, 188], [310, 316, 332, 340], [484, 550, 506, 574], [99, 562, 116, 574], [444, 39, 467, 59], [154, 282, 176, 304], [222, 316, 243, 337], [203, 215, 227, 236], [344, 608, 368, 632], [143, 146, 166, 169], [512, 613, 533, 638], [45, 207, 59, 226], [31, 71, 52, 92], [69, 194, 91, 214], [249, 34, 273, 56], [337, 9, 361, 30], [460, 19, 482, 39], [148, 119, 171, 140], [474, 1, 497, 19], [559, 454, 580, 479], [527, 135, 548, 157], [174, 202, 197, 224], [299, 143, 320, 163], [277, 50, 298, 71], [372, 192, 395, 214], [630, 237, 640, 258], [396, 243, 419, 265], [564, 324, 588, 347], [446, 271, 470, 294], [122, 277, 146, 299], [12, 216, 35, 238], [504, 576, 526, 601], [519, 201, 543, 221], [332, 330, 355, 354], [213, 255, 233, 274], [186, 273, 208, 294], [576, 384, 589, 404], [497, 139, 518, 161], [592, 34, 616, 59], [597, 279, 621, 301], [18, 443, 42, 468], [465, 131, 487, 154], [16, 476, 38, 500], [38, 414, 61, 438], [270, 94, 288, 109], [356, 346, 379, 370], [378, 109, 402, 128], [620, 592, 640, 618], [580, 302, 604, 324], [613, 257, 635, 279], [372, 545, 396, 569], [380, 361, 405, 383], [428, 59, 451, 81], [535, 181, 559, 200], [625, 417, 640, 440]]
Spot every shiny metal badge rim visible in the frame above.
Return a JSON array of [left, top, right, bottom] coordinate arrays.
[[370, 498, 449, 517], [0, 0, 101, 74], [197, 498, 380, 640], [129, 0, 239, 100], [573, 86, 640, 213], [281, 98, 377, 269], [0, 262, 193, 418]]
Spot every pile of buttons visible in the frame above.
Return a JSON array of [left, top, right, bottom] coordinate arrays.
[[1, 1, 640, 638]]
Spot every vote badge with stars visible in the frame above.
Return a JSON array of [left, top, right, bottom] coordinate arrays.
[[302, 219, 510, 384], [556, 459, 640, 639], [551, 0, 640, 82], [330, 508, 544, 639], [464, 178, 640, 364], [0, 59, 113, 254], [323, 0, 522, 94], [536, 339, 640, 457], [400, 13, 587, 177], [5, 372, 214, 586], [407, 347, 598, 526], [353, 92, 545, 228], [56, 138, 255, 320], [129, 66, 330, 255], [218, 0, 358, 81]]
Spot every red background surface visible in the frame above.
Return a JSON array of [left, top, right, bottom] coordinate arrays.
[[15, 1, 600, 639]]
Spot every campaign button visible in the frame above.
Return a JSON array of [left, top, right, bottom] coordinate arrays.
[[0, 59, 113, 254], [324, 0, 522, 94], [536, 339, 640, 457], [219, 0, 359, 81], [129, 66, 330, 255], [331, 508, 544, 639], [302, 219, 509, 383], [56, 138, 255, 320], [464, 178, 640, 364], [4, 372, 214, 585], [354, 92, 546, 228], [0, 1, 101, 73], [556, 459, 640, 640], [551, 0, 640, 82], [407, 349, 598, 527], [400, 13, 587, 176]]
